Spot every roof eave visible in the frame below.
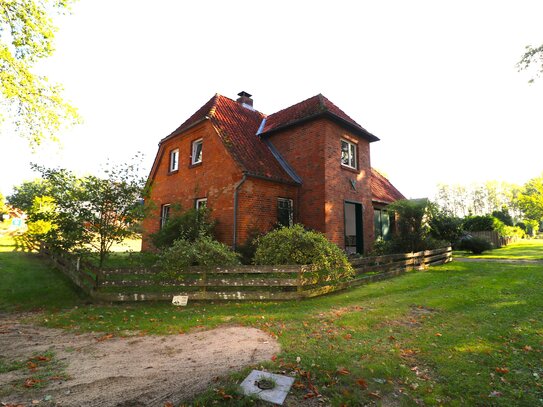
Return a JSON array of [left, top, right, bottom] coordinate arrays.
[[260, 111, 379, 142], [158, 117, 209, 145]]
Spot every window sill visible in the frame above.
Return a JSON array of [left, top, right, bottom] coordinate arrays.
[[189, 162, 202, 169], [167, 170, 179, 175], [340, 164, 359, 174]]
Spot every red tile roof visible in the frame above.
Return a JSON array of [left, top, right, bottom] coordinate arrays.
[[261, 94, 379, 142], [160, 93, 403, 202], [370, 168, 406, 203], [162, 94, 296, 184]]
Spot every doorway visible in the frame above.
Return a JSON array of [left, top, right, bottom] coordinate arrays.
[[344, 201, 363, 254]]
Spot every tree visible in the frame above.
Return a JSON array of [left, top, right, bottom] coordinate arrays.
[[7, 179, 49, 212], [518, 175, 543, 223], [386, 198, 432, 252], [517, 44, 543, 83], [0, 0, 81, 147]]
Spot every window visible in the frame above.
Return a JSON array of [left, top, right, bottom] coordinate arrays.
[[374, 208, 393, 241], [195, 198, 207, 210], [277, 198, 293, 227], [160, 204, 171, 229], [169, 148, 179, 172], [191, 139, 203, 165], [341, 139, 357, 169]]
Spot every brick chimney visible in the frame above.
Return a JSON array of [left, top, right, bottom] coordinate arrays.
[[236, 91, 253, 107]]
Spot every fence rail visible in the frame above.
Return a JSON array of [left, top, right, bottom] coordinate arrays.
[[41, 245, 452, 302]]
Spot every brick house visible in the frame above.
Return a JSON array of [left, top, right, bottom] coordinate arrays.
[[142, 91, 405, 254]]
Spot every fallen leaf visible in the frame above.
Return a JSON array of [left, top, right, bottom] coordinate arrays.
[[23, 378, 41, 388], [32, 355, 50, 362], [356, 378, 368, 389], [495, 367, 509, 374], [293, 381, 306, 389], [523, 345, 533, 352], [271, 355, 277, 362], [337, 367, 350, 375], [435, 333, 442, 337], [96, 333, 114, 342], [344, 333, 353, 340], [27, 361, 38, 370], [164, 402, 174, 407]]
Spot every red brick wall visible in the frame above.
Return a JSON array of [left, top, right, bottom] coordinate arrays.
[[236, 178, 298, 244], [141, 121, 243, 250], [269, 119, 375, 253], [323, 122, 375, 253], [266, 119, 327, 232]]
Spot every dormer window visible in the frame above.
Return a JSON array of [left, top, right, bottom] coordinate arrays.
[[191, 139, 203, 165], [341, 139, 357, 169], [169, 149, 179, 172]]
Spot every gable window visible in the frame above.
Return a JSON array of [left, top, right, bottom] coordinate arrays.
[[195, 198, 207, 210], [160, 204, 171, 229], [341, 139, 357, 169], [191, 139, 203, 165], [169, 148, 179, 172], [277, 198, 293, 227]]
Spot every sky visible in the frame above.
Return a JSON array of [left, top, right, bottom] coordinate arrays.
[[2, 0, 543, 199]]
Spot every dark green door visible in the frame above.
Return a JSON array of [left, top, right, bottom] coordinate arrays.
[[345, 202, 364, 254]]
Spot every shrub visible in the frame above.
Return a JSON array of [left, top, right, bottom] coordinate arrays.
[[458, 236, 493, 254], [150, 207, 215, 249], [235, 228, 264, 265], [429, 210, 464, 244], [463, 215, 495, 232], [254, 224, 354, 282], [158, 235, 240, 279]]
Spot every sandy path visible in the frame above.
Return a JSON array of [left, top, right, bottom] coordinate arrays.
[[0, 314, 280, 406]]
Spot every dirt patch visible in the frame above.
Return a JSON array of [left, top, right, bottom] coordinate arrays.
[[0, 314, 280, 406]]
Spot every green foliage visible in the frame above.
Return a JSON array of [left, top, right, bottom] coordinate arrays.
[[384, 199, 432, 252], [459, 236, 493, 254], [7, 179, 49, 212], [158, 236, 240, 279], [254, 224, 354, 282], [150, 207, 215, 249], [0, 0, 81, 147], [518, 174, 543, 223], [8, 157, 146, 267], [428, 206, 464, 244], [235, 228, 264, 265], [517, 43, 543, 83], [492, 206, 514, 226], [463, 215, 495, 231]]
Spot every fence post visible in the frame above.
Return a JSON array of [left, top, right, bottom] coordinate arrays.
[[297, 266, 304, 299]]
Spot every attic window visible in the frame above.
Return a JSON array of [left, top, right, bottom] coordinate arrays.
[[191, 139, 203, 165], [341, 139, 357, 169], [169, 148, 179, 172]]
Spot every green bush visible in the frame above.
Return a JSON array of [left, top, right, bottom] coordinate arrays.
[[150, 207, 215, 249], [463, 215, 495, 232], [459, 236, 493, 254], [253, 224, 354, 282], [372, 236, 449, 255], [429, 210, 464, 244], [158, 235, 240, 279]]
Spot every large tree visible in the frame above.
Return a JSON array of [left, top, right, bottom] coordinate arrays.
[[518, 175, 543, 223], [0, 0, 81, 147], [518, 44, 543, 83]]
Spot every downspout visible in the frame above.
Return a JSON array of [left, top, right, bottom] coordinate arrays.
[[233, 174, 247, 250]]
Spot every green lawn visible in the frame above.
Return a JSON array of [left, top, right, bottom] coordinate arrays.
[[455, 238, 543, 260], [1, 236, 542, 405]]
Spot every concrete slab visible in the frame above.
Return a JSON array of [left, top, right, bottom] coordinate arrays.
[[240, 369, 295, 405]]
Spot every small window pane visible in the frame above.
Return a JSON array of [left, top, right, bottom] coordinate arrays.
[[277, 198, 293, 227], [161, 204, 171, 229], [341, 140, 350, 166], [192, 140, 203, 164], [195, 198, 207, 210], [169, 149, 179, 172], [341, 139, 357, 169]]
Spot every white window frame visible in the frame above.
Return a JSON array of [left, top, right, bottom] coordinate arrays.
[[191, 139, 203, 165], [277, 197, 294, 227], [341, 139, 357, 169], [195, 198, 207, 210], [169, 148, 179, 172], [160, 204, 171, 229]]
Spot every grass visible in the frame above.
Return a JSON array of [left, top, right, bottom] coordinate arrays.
[[1, 236, 543, 405], [455, 238, 543, 260]]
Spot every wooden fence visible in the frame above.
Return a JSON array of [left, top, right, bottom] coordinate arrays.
[[467, 231, 517, 248], [41, 246, 452, 302]]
